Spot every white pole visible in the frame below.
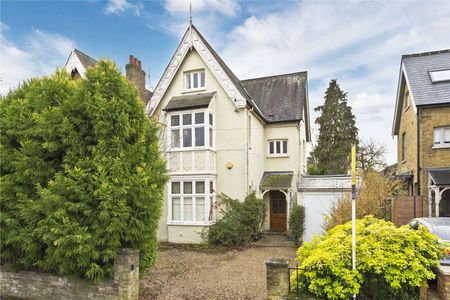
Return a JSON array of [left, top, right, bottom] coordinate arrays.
[[351, 145, 356, 299]]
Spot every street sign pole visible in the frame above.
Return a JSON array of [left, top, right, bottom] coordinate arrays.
[[351, 145, 357, 299]]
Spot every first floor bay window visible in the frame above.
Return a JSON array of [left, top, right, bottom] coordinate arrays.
[[169, 111, 213, 150], [169, 179, 215, 224]]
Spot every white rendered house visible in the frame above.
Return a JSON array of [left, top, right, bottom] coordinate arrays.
[[146, 23, 311, 243]]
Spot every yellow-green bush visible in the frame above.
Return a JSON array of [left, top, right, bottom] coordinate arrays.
[[291, 216, 445, 300]]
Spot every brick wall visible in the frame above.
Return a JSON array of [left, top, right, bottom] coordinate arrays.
[[0, 249, 139, 300], [392, 196, 424, 226]]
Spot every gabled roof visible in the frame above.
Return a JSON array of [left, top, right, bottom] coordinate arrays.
[[392, 49, 450, 135], [73, 48, 98, 69], [64, 48, 98, 77], [241, 72, 307, 123]]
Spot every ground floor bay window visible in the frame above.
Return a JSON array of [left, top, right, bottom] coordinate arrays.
[[168, 177, 216, 224]]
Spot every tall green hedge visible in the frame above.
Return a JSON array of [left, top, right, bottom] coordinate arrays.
[[291, 216, 445, 299], [289, 204, 305, 246], [0, 61, 167, 280]]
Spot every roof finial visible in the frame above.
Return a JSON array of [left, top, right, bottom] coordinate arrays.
[[189, 2, 192, 25]]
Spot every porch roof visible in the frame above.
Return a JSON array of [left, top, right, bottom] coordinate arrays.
[[429, 168, 450, 186], [260, 172, 293, 190]]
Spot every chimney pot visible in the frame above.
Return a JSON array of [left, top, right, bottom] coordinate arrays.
[[137, 60, 141, 69], [134, 57, 138, 65], [129, 55, 134, 64]]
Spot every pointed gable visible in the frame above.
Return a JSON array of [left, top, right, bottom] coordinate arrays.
[[146, 24, 250, 115], [64, 48, 98, 79]]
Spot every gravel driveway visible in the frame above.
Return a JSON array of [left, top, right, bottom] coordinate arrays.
[[140, 245, 297, 300]]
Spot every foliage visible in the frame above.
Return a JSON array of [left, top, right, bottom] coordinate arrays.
[[207, 192, 266, 246], [323, 171, 404, 231], [291, 216, 445, 300], [289, 205, 306, 246], [310, 79, 358, 175], [0, 61, 168, 280], [357, 138, 387, 172], [306, 164, 324, 175]]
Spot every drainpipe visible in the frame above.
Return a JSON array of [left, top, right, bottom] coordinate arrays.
[[415, 108, 421, 217], [246, 107, 254, 194]]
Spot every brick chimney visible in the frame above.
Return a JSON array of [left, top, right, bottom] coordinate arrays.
[[126, 54, 147, 104]]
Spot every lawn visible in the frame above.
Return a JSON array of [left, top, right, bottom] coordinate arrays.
[[140, 244, 296, 300]]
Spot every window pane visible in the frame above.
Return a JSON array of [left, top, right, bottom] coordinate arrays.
[[209, 128, 213, 147], [209, 113, 213, 126], [171, 130, 180, 148], [276, 141, 281, 153], [283, 140, 288, 154], [184, 182, 192, 194], [185, 74, 191, 89], [210, 181, 214, 193], [171, 115, 180, 126], [171, 182, 180, 194], [269, 141, 274, 154], [172, 197, 180, 220], [200, 71, 205, 87], [195, 127, 205, 146], [183, 114, 192, 125], [183, 128, 192, 147], [444, 128, 450, 143], [193, 73, 198, 88], [195, 181, 205, 194], [434, 128, 442, 144], [184, 197, 192, 221], [195, 112, 204, 124], [196, 197, 205, 221]]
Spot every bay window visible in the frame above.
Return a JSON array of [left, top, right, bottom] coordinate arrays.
[[169, 111, 213, 150], [169, 179, 215, 224]]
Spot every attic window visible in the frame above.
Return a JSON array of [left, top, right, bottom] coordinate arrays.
[[429, 70, 450, 83]]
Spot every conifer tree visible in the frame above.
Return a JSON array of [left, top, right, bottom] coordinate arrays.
[[310, 79, 358, 174], [0, 61, 167, 280]]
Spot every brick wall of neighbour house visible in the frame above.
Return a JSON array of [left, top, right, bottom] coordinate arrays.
[[0, 249, 139, 300], [397, 86, 418, 187], [419, 106, 450, 213], [392, 195, 425, 226]]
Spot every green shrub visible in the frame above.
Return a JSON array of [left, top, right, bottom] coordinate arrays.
[[291, 216, 445, 300], [0, 61, 168, 280], [207, 192, 266, 246], [289, 205, 305, 246]]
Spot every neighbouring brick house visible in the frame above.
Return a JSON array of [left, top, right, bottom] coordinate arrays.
[[392, 49, 450, 219]]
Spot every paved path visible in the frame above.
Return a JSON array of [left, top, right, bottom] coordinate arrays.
[[252, 233, 297, 247]]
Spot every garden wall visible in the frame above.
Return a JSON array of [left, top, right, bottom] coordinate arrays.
[[0, 249, 139, 300], [392, 195, 425, 226]]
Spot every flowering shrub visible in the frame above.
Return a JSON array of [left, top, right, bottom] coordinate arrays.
[[291, 216, 445, 300]]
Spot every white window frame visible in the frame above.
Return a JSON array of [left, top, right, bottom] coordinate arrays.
[[268, 139, 288, 157], [168, 109, 214, 151], [184, 69, 206, 91], [168, 176, 216, 225], [433, 126, 450, 149], [404, 91, 411, 111]]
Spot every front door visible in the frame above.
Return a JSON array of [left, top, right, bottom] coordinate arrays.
[[270, 191, 286, 232]]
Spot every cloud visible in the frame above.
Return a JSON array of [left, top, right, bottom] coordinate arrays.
[[216, 1, 450, 164], [104, 0, 143, 16], [164, 0, 239, 17], [0, 24, 74, 94]]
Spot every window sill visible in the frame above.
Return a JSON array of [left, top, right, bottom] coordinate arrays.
[[432, 145, 450, 149], [167, 221, 215, 226], [404, 105, 410, 112], [267, 155, 289, 158], [181, 88, 207, 94], [401, 159, 407, 164], [168, 147, 215, 152]]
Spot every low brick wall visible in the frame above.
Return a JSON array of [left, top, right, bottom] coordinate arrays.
[[0, 248, 139, 300], [437, 266, 450, 300]]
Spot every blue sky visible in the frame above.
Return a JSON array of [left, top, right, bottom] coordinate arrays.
[[2, 0, 450, 164]]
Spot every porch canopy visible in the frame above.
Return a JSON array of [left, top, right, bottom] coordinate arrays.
[[163, 92, 216, 112], [260, 171, 293, 191], [428, 168, 450, 217]]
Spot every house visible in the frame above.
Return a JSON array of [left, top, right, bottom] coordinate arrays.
[[392, 49, 450, 219], [64, 48, 152, 105], [146, 23, 311, 243]]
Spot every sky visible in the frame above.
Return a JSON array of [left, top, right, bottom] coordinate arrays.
[[1, 0, 450, 165]]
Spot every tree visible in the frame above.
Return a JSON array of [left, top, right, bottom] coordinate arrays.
[[0, 61, 168, 280], [357, 138, 387, 172], [291, 216, 445, 300], [310, 79, 358, 174], [323, 171, 404, 231]]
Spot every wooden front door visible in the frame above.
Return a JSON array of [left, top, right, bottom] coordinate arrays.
[[270, 191, 287, 232]]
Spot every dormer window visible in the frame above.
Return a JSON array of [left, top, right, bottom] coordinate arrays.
[[185, 70, 205, 90]]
